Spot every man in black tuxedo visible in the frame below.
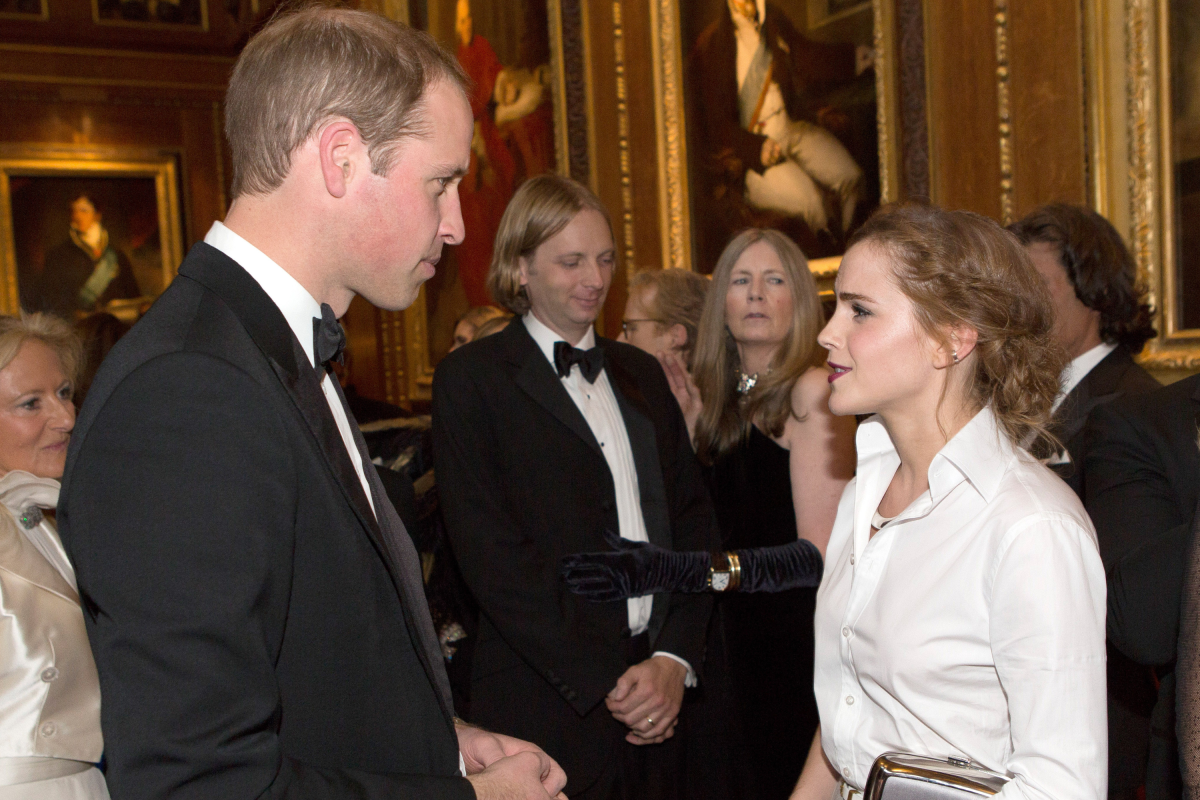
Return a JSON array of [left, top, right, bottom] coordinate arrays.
[[1010, 204, 1161, 800], [432, 175, 718, 800], [58, 9, 565, 799], [1009, 203, 1159, 498], [1083, 375, 1200, 800]]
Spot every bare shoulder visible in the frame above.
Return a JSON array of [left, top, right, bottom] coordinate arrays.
[[790, 365, 835, 420]]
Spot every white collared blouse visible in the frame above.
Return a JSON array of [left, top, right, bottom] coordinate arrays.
[[814, 407, 1107, 800]]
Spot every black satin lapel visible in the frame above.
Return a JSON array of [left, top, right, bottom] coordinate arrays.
[[267, 344, 381, 541], [329, 378, 457, 731], [515, 352, 603, 457], [607, 360, 672, 551]]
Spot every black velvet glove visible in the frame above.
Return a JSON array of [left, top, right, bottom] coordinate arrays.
[[560, 530, 824, 601]]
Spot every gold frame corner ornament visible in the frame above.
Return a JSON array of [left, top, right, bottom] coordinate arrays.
[[0, 145, 184, 318], [648, 0, 900, 278], [1088, 0, 1200, 369]]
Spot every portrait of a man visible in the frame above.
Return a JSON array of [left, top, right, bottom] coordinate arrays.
[[685, 0, 879, 270], [37, 194, 142, 317], [10, 175, 162, 320]]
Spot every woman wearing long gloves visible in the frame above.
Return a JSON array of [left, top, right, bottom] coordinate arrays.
[[567, 204, 1107, 800], [576, 228, 855, 798]]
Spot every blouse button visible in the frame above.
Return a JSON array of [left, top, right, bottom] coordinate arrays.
[[40, 722, 57, 737], [842, 626, 851, 638], [41, 667, 59, 682], [843, 767, 851, 779], [849, 554, 856, 566], [845, 695, 855, 705]]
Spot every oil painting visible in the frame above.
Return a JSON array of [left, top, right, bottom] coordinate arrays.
[[682, 0, 880, 272], [419, 0, 558, 363], [0, 151, 183, 322]]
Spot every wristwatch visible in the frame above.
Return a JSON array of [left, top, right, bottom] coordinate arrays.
[[708, 550, 742, 591]]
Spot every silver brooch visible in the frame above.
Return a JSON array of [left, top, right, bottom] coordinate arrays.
[[737, 372, 759, 395], [19, 506, 43, 530]]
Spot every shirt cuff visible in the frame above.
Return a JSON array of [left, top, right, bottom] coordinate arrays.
[[652, 651, 697, 687]]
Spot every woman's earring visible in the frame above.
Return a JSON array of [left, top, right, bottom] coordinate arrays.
[[952, 350, 960, 364]]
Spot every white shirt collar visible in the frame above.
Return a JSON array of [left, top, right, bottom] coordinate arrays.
[[728, 0, 766, 35], [855, 406, 1015, 507], [204, 221, 323, 367], [1053, 341, 1118, 412], [522, 312, 596, 369]]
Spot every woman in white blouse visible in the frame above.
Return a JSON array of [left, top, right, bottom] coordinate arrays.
[[790, 204, 1107, 800], [0, 312, 109, 800]]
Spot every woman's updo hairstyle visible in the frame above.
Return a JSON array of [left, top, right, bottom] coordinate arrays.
[[847, 202, 1066, 448]]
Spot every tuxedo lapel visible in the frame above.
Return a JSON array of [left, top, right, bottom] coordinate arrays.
[[1056, 349, 1136, 446], [505, 323, 604, 457], [604, 349, 672, 551], [180, 247, 384, 544], [327, 376, 457, 730], [267, 344, 381, 538]]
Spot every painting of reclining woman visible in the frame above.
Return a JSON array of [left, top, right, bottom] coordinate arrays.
[[685, 0, 880, 271]]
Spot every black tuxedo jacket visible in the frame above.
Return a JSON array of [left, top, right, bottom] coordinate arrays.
[[1046, 346, 1160, 497], [1084, 371, 1200, 666], [431, 320, 718, 793], [59, 243, 471, 799]]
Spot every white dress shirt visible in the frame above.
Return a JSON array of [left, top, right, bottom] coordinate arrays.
[[814, 407, 1107, 800], [1052, 341, 1117, 414], [204, 222, 375, 517], [522, 313, 693, 680]]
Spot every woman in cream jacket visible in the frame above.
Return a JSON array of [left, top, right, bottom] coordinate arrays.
[[0, 312, 108, 800]]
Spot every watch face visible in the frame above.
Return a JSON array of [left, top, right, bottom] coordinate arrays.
[[711, 572, 730, 591]]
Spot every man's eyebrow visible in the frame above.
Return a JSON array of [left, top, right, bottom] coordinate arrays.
[[431, 162, 469, 178]]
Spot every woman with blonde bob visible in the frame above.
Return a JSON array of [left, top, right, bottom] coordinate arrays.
[[0, 312, 110, 800], [565, 227, 857, 797]]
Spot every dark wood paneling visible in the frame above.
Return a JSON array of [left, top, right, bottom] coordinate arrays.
[[1008, 0, 1086, 216], [924, 0, 1002, 218]]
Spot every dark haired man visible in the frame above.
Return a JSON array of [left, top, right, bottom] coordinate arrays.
[[59, 8, 564, 799], [1008, 203, 1159, 497]]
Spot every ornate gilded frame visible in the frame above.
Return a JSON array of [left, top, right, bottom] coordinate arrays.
[[648, 0, 902, 285], [0, 145, 184, 317], [1086, 0, 1199, 369], [378, 0, 576, 404]]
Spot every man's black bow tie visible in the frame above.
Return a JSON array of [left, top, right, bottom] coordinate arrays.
[[554, 340, 604, 383], [313, 303, 346, 371]]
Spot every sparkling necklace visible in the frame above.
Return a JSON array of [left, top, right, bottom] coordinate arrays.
[[737, 371, 763, 395]]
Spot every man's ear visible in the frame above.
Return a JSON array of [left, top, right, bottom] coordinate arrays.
[[318, 120, 364, 199], [667, 323, 688, 350]]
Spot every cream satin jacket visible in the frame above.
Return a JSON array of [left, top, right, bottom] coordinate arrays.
[[0, 470, 103, 762]]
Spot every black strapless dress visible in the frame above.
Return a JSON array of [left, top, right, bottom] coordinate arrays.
[[706, 425, 819, 800]]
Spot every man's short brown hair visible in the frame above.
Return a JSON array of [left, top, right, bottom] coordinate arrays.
[[225, 5, 469, 198]]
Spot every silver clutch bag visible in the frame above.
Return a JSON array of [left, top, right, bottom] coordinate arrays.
[[864, 753, 1011, 799]]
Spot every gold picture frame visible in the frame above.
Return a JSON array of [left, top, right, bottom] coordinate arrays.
[[650, 0, 901, 285], [0, 145, 184, 320], [379, 0, 574, 404], [1087, 0, 1200, 369], [0, 0, 48, 21]]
